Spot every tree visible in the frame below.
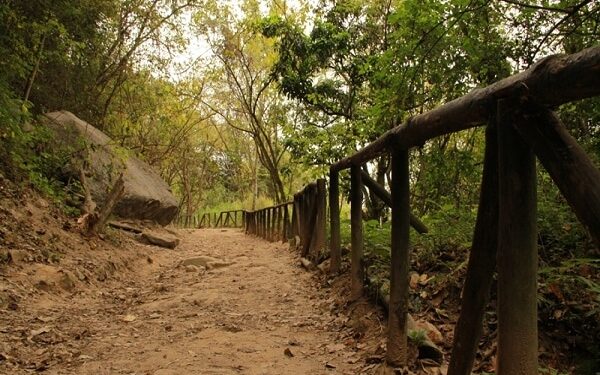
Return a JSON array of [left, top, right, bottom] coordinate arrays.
[[194, 0, 291, 203]]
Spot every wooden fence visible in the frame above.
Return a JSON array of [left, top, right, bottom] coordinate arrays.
[[194, 46, 600, 374], [244, 179, 328, 264], [174, 213, 201, 228], [327, 46, 600, 373], [198, 210, 246, 228]]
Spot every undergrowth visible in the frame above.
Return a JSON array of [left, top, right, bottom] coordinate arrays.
[[0, 100, 82, 216]]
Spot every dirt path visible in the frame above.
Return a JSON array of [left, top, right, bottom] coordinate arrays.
[[3, 229, 372, 375]]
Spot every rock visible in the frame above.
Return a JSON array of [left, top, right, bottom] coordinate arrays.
[[185, 265, 199, 273], [30, 326, 51, 337], [415, 321, 443, 345], [122, 314, 137, 322], [283, 348, 294, 357], [138, 231, 179, 249], [180, 256, 231, 270], [31, 264, 76, 292], [43, 111, 178, 225], [8, 249, 29, 264], [59, 270, 77, 291]]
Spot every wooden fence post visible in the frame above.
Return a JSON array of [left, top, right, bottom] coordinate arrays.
[[224, 212, 229, 227], [266, 208, 271, 240], [256, 211, 261, 236], [260, 210, 265, 238], [512, 103, 600, 248], [350, 165, 364, 300], [448, 124, 499, 375], [496, 99, 538, 374], [271, 207, 277, 241], [329, 168, 341, 274], [300, 188, 311, 256], [263, 209, 267, 239], [292, 195, 300, 242], [359, 170, 428, 234], [311, 178, 327, 261], [276, 206, 282, 242], [282, 204, 289, 242], [386, 149, 410, 367]]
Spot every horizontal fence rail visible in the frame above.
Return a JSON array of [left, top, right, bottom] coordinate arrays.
[[195, 47, 600, 374]]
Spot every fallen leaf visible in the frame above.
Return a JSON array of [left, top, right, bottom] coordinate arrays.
[[410, 273, 420, 289], [284, 348, 294, 357]]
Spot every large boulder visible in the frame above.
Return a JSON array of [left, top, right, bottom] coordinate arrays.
[[43, 111, 178, 225]]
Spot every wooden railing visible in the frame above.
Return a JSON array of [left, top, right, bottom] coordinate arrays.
[[327, 46, 600, 373], [198, 210, 246, 228], [241, 180, 328, 261], [174, 213, 201, 228], [199, 46, 600, 374], [244, 202, 293, 242]]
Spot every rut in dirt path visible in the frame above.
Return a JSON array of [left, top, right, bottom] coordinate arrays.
[[72, 229, 362, 375]]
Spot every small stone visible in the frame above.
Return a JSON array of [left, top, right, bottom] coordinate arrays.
[[122, 314, 137, 322], [185, 265, 199, 273], [9, 249, 29, 264], [284, 348, 294, 357]]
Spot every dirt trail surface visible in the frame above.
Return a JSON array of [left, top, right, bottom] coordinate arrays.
[[2, 228, 379, 375]]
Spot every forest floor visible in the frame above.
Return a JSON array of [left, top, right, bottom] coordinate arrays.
[[0, 189, 396, 375]]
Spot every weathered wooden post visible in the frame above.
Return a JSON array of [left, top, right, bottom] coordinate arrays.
[[276, 206, 282, 242], [266, 208, 271, 239], [496, 99, 538, 374], [255, 210, 262, 237], [282, 203, 289, 242], [513, 103, 600, 248], [300, 189, 310, 254], [329, 168, 341, 274], [263, 209, 268, 239], [272, 207, 277, 242], [261, 209, 267, 239], [386, 149, 411, 367], [300, 188, 310, 255], [350, 165, 364, 300], [449, 124, 499, 375], [312, 178, 327, 261], [292, 195, 300, 244]]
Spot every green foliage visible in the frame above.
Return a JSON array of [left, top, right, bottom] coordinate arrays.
[[407, 329, 427, 346]]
